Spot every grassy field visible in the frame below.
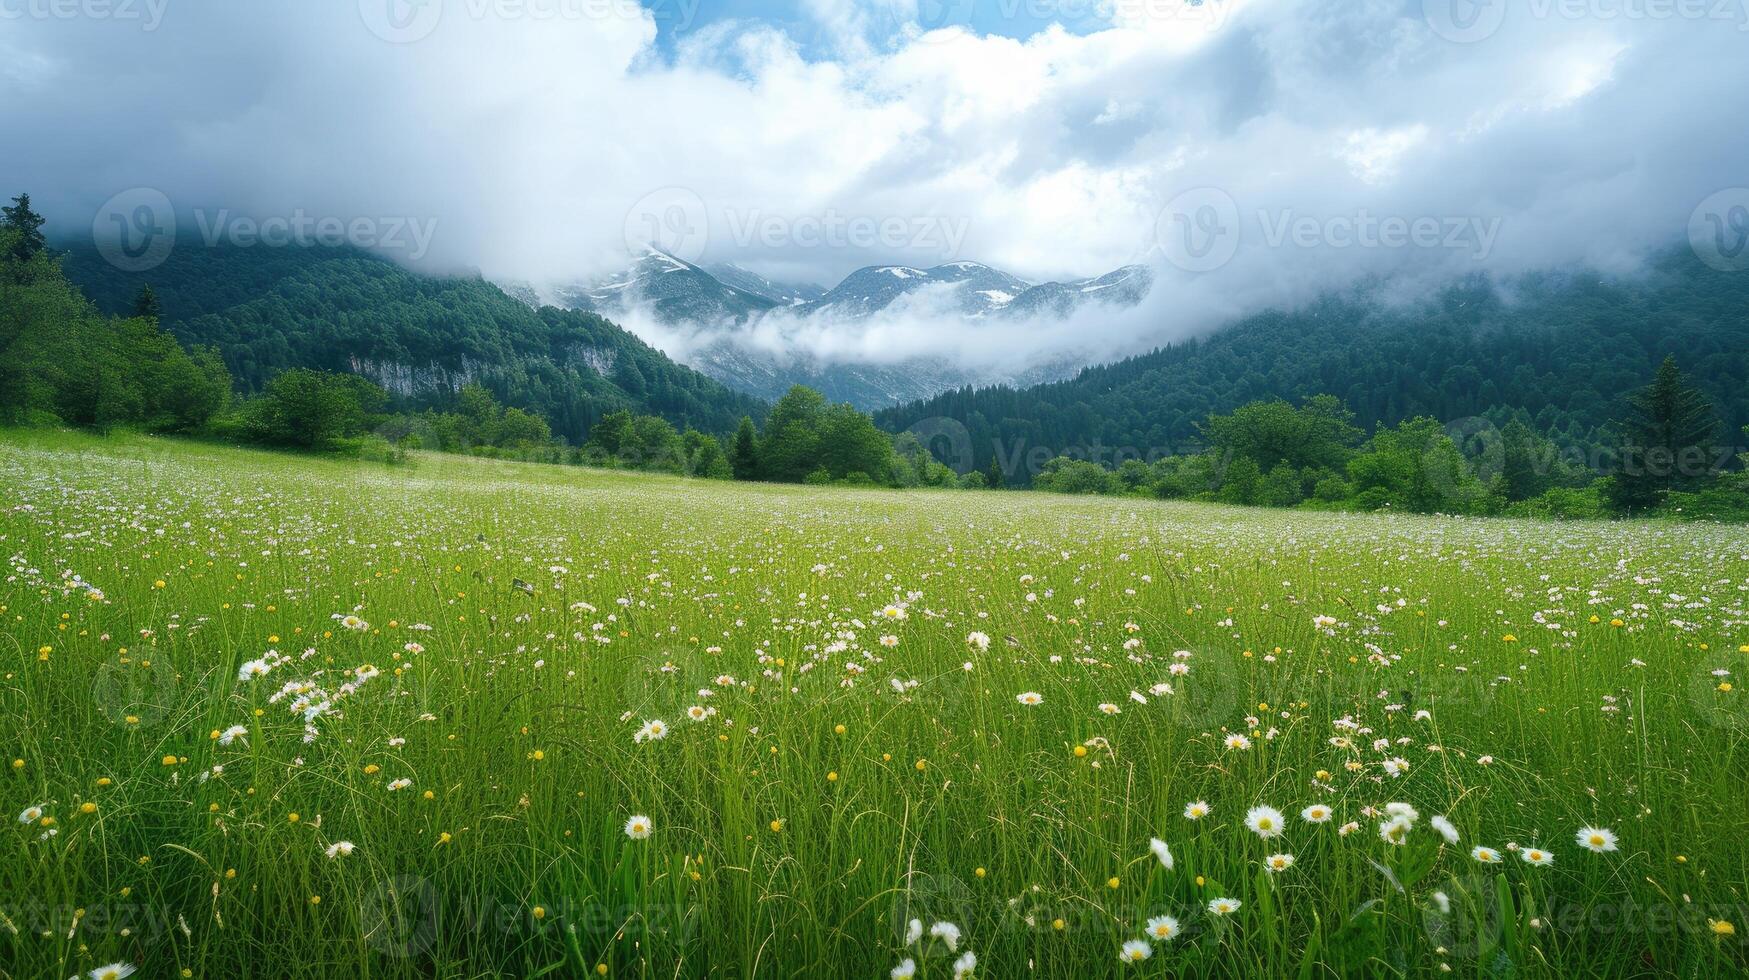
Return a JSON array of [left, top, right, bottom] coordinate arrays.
[[2, 429, 1746, 979]]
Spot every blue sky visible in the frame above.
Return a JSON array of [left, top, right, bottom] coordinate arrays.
[[642, 0, 1110, 59]]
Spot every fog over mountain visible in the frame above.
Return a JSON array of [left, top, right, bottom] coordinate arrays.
[[527, 248, 1153, 405], [6, 0, 1748, 377]]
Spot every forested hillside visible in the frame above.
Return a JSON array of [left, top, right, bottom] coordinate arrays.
[[877, 250, 1749, 483], [60, 243, 766, 443]]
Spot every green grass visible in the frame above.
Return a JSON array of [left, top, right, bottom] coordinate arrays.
[[2, 428, 1746, 979]]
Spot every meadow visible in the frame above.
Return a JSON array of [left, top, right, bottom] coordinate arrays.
[[2, 429, 1746, 979]]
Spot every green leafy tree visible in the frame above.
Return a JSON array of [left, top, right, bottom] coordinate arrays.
[[1034, 457, 1120, 495], [492, 407, 551, 449], [1347, 417, 1486, 513], [0, 223, 229, 432], [1216, 456, 1261, 505], [587, 409, 636, 457], [1257, 463, 1306, 507], [1202, 395, 1362, 473], [758, 386, 826, 483], [817, 402, 894, 482], [241, 368, 385, 449], [682, 429, 732, 479]]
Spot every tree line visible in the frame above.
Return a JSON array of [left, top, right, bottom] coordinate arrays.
[[1024, 360, 1747, 521], [875, 253, 1749, 490], [9, 189, 1747, 519]]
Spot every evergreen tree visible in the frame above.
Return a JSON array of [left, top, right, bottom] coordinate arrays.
[[1500, 419, 1551, 502], [1, 193, 47, 263], [984, 457, 1005, 489], [133, 284, 162, 321], [728, 416, 760, 480], [1606, 356, 1720, 512]]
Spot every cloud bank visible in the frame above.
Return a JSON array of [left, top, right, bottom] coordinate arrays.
[[4, 0, 1748, 371]]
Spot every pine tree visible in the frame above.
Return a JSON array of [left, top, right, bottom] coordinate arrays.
[[1500, 419, 1550, 502], [1607, 355, 1719, 512], [984, 457, 1004, 490], [133, 284, 162, 321], [1, 193, 47, 263], [728, 416, 760, 480]]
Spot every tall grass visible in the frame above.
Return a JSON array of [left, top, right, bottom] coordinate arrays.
[[2, 429, 1745, 978]]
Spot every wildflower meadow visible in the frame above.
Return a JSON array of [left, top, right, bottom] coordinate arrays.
[[3, 430, 1746, 978]]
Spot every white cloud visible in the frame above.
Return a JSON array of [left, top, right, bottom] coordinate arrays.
[[3, 0, 1746, 375]]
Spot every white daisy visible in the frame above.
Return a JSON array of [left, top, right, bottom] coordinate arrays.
[[1245, 805, 1285, 839], [1118, 939, 1152, 963], [1144, 914, 1180, 941]]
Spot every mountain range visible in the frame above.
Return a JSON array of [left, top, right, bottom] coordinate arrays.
[[534, 249, 1153, 408], [58, 242, 766, 444], [876, 250, 1749, 485]]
